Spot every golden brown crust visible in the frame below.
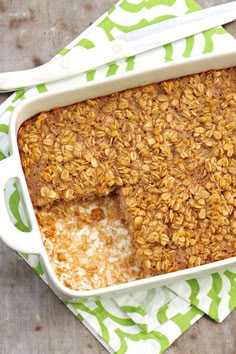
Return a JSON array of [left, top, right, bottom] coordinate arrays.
[[18, 67, 236, 281]]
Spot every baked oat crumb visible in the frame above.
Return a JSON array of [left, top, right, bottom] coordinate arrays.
[[90, 207, 105, 221]]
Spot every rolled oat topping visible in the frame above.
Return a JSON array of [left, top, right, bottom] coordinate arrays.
[[18, 67, 236, 283]]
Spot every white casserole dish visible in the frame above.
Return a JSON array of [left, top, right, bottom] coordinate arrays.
[[0, 49, 236, 302]]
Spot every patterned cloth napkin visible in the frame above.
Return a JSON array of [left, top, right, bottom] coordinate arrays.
[[1, 1, 236, 353]]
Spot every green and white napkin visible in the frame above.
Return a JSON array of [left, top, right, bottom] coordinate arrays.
[[1, 1, 236, 353]]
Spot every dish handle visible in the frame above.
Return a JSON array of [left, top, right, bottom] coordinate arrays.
[[0, 155, 42, 254]]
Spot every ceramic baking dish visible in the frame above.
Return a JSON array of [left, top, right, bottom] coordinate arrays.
[[0, 49, 236, 302]]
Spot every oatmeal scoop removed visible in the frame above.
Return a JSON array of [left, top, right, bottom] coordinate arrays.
[[18, 67, 236, 277]]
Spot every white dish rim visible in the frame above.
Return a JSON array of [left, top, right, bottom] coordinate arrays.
[[0, 48, 235, 301]]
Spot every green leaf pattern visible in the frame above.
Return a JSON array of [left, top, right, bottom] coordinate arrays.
[[8, 182, 30, 232], [0, 0, 236, 352]]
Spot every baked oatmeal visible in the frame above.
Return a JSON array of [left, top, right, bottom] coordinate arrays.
[[118, 183, 236, 277], [36, 196, 141, 290], [18, 67, 236, 284]]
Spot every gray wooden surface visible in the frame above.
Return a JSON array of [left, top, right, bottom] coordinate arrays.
[[0, 1, 236, 353]]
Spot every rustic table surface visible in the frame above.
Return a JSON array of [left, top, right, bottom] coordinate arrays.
[[0, 1, 236, 353]]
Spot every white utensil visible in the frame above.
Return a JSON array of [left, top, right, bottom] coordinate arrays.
[[0, 1, 235, 92]]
